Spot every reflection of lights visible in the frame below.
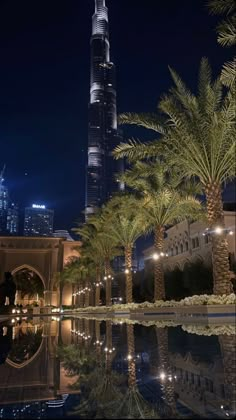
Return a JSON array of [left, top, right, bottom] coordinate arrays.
[[12, 309, 16, 314], [153, 253, 159, 261], [160, 372, 166, 380], [225, 413, 229, 417], [11, 319, 15, 323], [215, 226, 223, 234]]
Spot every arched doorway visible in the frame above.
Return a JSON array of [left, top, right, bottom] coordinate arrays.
[[12, 265, 45, 307]]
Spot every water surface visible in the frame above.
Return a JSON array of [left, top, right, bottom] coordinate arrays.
[[0, 316, 235, 419]]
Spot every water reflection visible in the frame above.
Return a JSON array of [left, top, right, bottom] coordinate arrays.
[[0, 316, 235, 419]]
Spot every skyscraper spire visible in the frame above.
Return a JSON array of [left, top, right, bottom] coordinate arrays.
[[85, 0, 123, 218]]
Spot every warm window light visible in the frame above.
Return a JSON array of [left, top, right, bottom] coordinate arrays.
[[215, 226, 223, 234], [153, 253, 159, 260]]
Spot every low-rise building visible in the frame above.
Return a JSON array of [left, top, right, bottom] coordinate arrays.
[[143, 211, 236, 272]]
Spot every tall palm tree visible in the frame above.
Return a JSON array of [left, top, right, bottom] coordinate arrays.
[[121, 161, 202, 301], [208, 0, 236, 88], [102, 196, 146, 304], [114, 59, 236, 295], [75, 217, 120, 306]]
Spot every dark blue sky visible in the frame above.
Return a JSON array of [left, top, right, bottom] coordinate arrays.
[[0, 0, 233, 232]]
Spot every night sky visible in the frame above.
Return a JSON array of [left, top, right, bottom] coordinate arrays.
[[0, 0, 234, 233]]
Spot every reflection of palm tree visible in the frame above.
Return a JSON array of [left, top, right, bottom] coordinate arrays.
[[156, 327, 177, 418], [114, 324, 157, 419], [219, 335, 236, 416], [67, 320, 123, 418]]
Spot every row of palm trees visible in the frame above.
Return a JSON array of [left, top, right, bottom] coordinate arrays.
[[63, 56, 235, 307]]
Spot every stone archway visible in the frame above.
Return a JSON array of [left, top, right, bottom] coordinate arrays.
[[11, 265, 46, 307]]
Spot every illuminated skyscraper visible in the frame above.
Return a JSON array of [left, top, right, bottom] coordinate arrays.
[[0, 166, 19, 235], [85, 0, 124, 217], [0, 166, 8, 234], [24, 204, 54, 237]]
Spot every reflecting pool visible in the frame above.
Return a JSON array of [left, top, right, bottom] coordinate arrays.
[[0, 316, 235, 419]]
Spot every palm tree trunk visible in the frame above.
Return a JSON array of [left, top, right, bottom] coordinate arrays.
[[127, 324, 136, 388], [156, 327, 176, 417], [72, 284, 75, 309], [125, 245, 133, 303], [84, 280, 90, 307], [154, 226, 165, 301], [105, 258, 112, 306], [106, 320, 113, 372], [205, 183, 231, 295], [95, 266, 101, 306], [59, 284, 63, 308]]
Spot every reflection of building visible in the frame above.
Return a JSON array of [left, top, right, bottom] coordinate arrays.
[[85, 0, 124, 218], [24, 204, 54, 237], [143, 211, 236, 271], [0, 319, 75, 408], [170, 349, 234, 418]]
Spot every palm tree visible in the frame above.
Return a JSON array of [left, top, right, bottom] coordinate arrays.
[[102, 196, 146, 304], [74, 217, 120, 306], [114, 59, 236, 295], [121, 161, 202, 301], [208, 0, 236, 88]]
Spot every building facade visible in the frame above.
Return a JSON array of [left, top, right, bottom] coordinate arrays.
[[24, 204, 54, 237], [85, 0, 124, 217], [143, 211, 236, 272], [0, 167, 19, 235]]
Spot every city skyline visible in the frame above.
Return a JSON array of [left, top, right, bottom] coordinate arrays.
[[0, 0, 234, 231]]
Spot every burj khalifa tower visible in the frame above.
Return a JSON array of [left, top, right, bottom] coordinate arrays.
[[85, 0, 123, 217]]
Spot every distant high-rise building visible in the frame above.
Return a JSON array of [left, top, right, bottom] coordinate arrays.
[[0, 166, 8, 234], [0, 166, 19, 235], [6, 202, 19, 235], [24, 204, 54, 237], [85, 0, 124, 218]]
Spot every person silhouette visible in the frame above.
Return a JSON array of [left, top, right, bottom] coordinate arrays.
[[5, 272, 16, 306], [0, 322, 13, 365]]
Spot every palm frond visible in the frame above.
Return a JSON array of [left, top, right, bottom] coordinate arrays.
[[118, 112, 165, 134], [207, 0, 235, 15], [221, 57, 236, 87], [217, 16, 236, 47]]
